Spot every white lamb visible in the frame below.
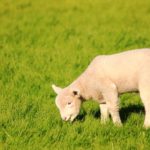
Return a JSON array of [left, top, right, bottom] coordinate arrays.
[[52, 48, 150, 128]]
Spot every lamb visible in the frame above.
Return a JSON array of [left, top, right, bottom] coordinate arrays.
[[52, 48, 150, 128]]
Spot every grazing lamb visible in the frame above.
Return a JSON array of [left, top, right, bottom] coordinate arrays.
[[52, 48, 150, 128]]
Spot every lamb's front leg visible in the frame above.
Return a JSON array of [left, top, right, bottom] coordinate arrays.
[[100, 103, 109, 123], [102, 84, 122, 126]]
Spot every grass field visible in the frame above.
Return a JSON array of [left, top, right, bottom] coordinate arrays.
[[1, 0, 150, 149]]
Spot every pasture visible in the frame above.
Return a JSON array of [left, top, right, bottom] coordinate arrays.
[[1, 0, 150, 149]]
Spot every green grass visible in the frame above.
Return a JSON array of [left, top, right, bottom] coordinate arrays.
[[1, 0, 150, 149]]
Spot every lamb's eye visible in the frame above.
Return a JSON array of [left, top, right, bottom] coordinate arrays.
[[67, 102, 72, 105]]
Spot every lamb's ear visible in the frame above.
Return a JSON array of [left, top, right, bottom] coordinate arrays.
[[72, 89, 80, 97], [52, 84, 62, 94]]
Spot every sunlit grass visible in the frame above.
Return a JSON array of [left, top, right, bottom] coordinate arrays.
[[1, 0, 150, 149]]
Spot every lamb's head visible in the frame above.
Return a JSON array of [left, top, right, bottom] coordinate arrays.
[[52, 84, 82, 122]]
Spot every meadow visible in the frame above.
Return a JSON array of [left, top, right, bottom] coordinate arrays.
[[1, 0, 150, 149]]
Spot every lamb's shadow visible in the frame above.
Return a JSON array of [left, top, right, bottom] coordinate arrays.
[[76, 109, 87, 121], [76, 104, 144, 122], [88, 104, 145, 123], [120, 104, 144, 123], [76, 107, 100, 121]]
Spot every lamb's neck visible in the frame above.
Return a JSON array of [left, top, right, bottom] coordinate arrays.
[[70, 73, 94, 100]]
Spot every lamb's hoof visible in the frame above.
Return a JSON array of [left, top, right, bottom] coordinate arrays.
[[114, 122, 122, 127], [101, 118, 109, 124]]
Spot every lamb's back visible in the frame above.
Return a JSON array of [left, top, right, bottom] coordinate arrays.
[[86, 49, 150, 93]]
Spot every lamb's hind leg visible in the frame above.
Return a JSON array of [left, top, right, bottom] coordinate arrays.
[[139, 80, 150, 128]]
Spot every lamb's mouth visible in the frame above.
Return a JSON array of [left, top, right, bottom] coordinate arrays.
[[63, 113, 79, 122], [70, 114, 78, 122], [63, 115, 78, 122]]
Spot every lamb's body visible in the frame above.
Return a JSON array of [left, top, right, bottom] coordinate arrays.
[[86, 49, 150, 94], [53, 48, 150, 128]]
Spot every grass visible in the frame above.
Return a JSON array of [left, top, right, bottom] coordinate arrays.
[[1, 0, 150, 149]]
